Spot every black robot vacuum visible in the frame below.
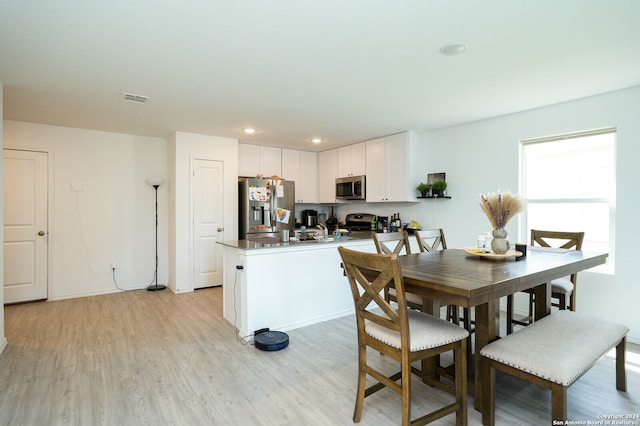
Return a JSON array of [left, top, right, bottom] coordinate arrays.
[[254, 330, 289, 351]]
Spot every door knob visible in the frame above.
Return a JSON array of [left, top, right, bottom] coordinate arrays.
[[217, 227, 224, 232], [38, 231, 46, 236]]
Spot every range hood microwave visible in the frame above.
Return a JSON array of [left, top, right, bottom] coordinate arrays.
[[336, 175, 365, 200]]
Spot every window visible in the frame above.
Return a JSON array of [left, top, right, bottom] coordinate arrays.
[[520, 128, 616, 271]]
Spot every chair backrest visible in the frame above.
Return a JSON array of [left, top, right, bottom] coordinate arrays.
[[415, 228, 447, 252], [338, 246, 409, 341], [530, 229, 585, 286], [530, 229, 584, 251], [372, 231, 412, 255]]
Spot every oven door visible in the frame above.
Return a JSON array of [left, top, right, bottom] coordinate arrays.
[[336, 179, 354, 199]]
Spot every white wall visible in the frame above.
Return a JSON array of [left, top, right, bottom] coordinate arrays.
[[168, 131, 238, 293], [0, 82, 5, 353], [418, 86, 640, 343], [3, 121, 168, 299]]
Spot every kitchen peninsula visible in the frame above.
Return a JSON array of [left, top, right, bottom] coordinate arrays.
[[218, 236, 376, 337]]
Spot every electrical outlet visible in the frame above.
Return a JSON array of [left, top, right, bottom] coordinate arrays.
[[110, 264, 117, 271]]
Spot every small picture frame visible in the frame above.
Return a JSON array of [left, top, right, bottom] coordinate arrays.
[[427, 172, 445, 185]]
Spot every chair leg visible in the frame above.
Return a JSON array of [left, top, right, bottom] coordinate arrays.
[[353, 343, 367, 423], [462, 308, 473, 358], [617, 337, 627, 391], [527, 292, 535, 324], [569, 287, 576, 311], [455, 339, 468, 426], [557, 293, 567, 310], [447, 305, 460, 325], [462, 308, 474, 331], [401, 357, 412, 426], [506, 295, 514, 335]]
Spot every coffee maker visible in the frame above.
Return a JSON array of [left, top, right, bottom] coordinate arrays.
[[301, 209, 318, 227]]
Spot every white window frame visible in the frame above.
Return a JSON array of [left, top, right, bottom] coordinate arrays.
[[518, 128, 616, 274]]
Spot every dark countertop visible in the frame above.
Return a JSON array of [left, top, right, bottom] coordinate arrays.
[[218, 231, 374, 251]]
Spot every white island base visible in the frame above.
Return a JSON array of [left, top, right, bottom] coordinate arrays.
[[219, 238, 376, 338]]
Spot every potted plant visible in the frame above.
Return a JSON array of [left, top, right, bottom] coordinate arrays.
[[432, 180, 447, 197], [416, 182, 431, 197]]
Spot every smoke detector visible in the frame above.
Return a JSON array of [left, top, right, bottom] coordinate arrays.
[[122, 92, 150, 104]]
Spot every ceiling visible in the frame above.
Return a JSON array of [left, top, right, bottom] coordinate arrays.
[[1, 1, 639, 151]]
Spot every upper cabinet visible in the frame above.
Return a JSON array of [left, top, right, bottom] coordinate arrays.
[[365, 131, 421, 202], [282, 149, 318, 203], [318, 149, 339, 203], [238, 144, 282, 177], [337, 142, 366, 177]]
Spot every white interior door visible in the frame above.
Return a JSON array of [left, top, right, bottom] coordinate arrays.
[[3, 149, 48, 303], [192, 159, 224, 289]]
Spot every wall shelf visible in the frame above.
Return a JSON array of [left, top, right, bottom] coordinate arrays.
[[417, 195, 451, 199]]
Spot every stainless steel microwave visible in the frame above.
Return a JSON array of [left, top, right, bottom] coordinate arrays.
[[336, 175, 366, 200]]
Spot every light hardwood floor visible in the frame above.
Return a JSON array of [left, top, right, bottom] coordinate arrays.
[[1, 288, 638, 425]]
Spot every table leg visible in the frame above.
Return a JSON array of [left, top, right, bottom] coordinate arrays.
[[474, 300, 498, 411], [534, 281, 551, 321]]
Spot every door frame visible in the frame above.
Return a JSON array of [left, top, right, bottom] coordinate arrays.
[[3, 146, 54, 301], [189, 155, 225, 291]]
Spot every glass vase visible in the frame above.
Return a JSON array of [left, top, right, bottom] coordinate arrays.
[[491, 227, 509, 254]]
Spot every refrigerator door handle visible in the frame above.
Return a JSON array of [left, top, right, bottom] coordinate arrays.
[[264, 208, 271, 228]]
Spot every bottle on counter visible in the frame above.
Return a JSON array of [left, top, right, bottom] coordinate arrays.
[[390, 213, 401, 232]]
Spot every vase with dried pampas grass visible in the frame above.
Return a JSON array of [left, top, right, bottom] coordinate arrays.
[[479, 191, 525, 254]]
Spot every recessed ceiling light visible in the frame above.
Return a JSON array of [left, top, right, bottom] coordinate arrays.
[[439, 42, 467, 56], [311, 138, 322, 143], [243, 128, 256, 134]]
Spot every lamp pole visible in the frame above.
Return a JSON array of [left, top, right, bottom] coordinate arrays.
[[148, 181, 166, 291]]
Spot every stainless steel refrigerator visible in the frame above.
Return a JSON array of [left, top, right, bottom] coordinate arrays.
[[238, 178, 296, 240]]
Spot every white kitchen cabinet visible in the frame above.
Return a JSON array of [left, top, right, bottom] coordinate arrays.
[[238, 143, 282, 177], [365, 131, 421, 202], [281, 149, 318, 203], [337, 142, 366, 177], [364, 137, 387, 202], [318, 149, 339, 203]]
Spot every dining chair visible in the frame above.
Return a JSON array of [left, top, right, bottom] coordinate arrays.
[[506, 229, 585, 334], [373, 231, 412, 255], [414, 228, 447, 253], [338, 246, 468, 426], [372, 231, 427, 310]]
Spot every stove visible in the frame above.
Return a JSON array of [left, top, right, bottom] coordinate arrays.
[[343, 213, 376, 232]]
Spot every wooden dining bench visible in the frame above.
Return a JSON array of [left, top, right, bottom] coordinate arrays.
[[480, 310, 629, 424]]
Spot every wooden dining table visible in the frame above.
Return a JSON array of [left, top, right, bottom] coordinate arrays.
[[396, 246, 608, 411]]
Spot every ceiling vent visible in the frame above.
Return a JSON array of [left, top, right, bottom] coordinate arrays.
[[122, 92, 150, 104]]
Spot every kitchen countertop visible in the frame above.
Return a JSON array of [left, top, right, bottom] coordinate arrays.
[[218, 231, 373, 251]]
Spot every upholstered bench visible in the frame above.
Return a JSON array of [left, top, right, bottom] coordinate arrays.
[[480, 310, 628, 424]]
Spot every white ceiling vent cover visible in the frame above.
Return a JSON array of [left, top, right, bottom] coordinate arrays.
[[122, 93, 150, 104]]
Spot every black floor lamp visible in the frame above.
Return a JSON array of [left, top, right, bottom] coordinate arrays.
[[147, 178, 166, 291]]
